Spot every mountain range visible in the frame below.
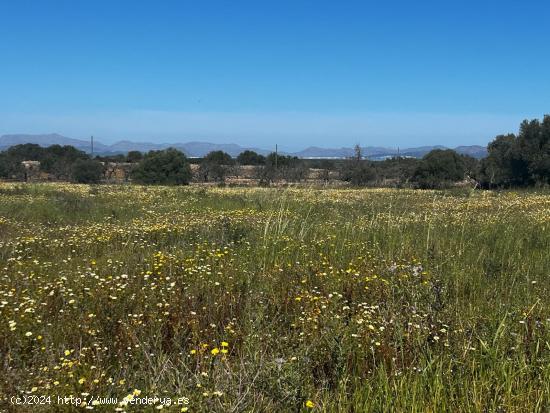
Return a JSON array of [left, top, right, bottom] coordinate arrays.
[[0, 133, 488, 159]]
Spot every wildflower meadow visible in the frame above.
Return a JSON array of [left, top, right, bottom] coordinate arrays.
[[0, 183, 548, 412]]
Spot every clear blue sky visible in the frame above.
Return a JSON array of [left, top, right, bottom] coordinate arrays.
[[1, 0, 549, 150]]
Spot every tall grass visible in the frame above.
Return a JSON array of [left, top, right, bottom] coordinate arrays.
[[0, 183, 548, 412]]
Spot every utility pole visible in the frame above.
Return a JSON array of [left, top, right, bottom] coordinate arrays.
[[91, 135, 94, 157], [397, 146, 401, 181], [275, 144, 278, 170]]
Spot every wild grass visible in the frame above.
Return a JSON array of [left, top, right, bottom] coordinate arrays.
[[0, 183, 548, 412]]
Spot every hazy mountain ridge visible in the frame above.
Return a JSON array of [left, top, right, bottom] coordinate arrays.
[[0, 134, 110, 152], [0, 134, 488, 159]]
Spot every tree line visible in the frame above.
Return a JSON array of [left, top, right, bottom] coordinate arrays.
[[0, 144, 103, 183], [0, 115, 548, 187], [480, 115, 549, 186]]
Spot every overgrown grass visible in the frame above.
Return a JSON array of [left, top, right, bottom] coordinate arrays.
[[0, 183, 548, 412]]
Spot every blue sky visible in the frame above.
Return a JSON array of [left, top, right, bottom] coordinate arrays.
[[1, 0, 549, 150]]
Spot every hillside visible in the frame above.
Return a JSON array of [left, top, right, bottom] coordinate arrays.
[[0, 133, 488, 159]]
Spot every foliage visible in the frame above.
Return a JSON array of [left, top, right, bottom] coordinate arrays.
[[40, 145, 90, 178], [371, 157, 420, 186], [340, 148, 377, 186], [481, 115, 550, 187], [341, 161, 376, 186], [203, 150, 234, 165], [131, 148, 191, 185], [0, 143, 89, 179], [126, 150, 143, 163], [236, 150, 265, 165], [413, 149, 469, 189], [94, 154, 126, 163], [259, 153, 308, 183], [71, 159, 104, 183], [3, 115, 549, 189], [198, 151, 234, 182]]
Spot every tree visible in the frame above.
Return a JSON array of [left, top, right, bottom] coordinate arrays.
[[530, 115, 550, 184], [371, 157, 420, 187], [0, 143, 93, 180], [42, 145, 89, 179], [203, 151, 234, 165], [126, 151, 143, 163], [95, 154, 125, 163], [259, 153, 308, 184], [340, 160, 376, 186], [0, 144, 45, 178], [340, 145, 376, 186], [353, 144, 362, 161], [413, 149, 467, 188], [71, 159, 104, 183], [518, 117, 550, 185], [480, 115, 550, 187], [237, 150, 265, 165], [6, 143, 46, 161], [480, 134, 518, 186], [318, 159, 335, 183], [131, 148, 192, 185], [199, 151, 234, 182], [0, 152, 8, 177]]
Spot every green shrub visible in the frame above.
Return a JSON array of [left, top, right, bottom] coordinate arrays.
[[71, 159, 104, 183], [131, 148, 192, 185]]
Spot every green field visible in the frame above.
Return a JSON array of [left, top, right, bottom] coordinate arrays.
[[0, 183, 549, 412]]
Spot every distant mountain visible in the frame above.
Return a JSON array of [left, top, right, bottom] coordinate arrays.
[[294, 146, 355, 158], [0, 133, 488, 159], [0, 133, 109, 152], [172, 142, 269, 157], [453, 145, 488, 158], [0, 134, 268, 157], [398, 145, 447, 159], [107, 140, 165, 153], [0, 133, 80, 147], [296, 144, 487, 159]]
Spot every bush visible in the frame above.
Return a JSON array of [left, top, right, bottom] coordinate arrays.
[[259, 153, 308, 183], [237, 150, 265, 165], [413, 149, 467, 189], [341, 161, 376, 186], [203, 151, 234, 165], [199, 151, 234, 182], [131, 148, 191, 185], [71, 159, 104, 183], [126, 151, 143, 163], [42, 145, 90, 179], [0, 144, 91, 180]]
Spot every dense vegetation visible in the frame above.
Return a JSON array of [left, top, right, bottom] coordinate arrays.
[[413, 149, 475, 189], [130, 148, 192, 185], [480, 115, 550, 187], [236, 150, 266, 165], [70, 159, 105, 184], [0, 115, 548, 188], [0, 143, 102, 183], [0, 184, 548, 411], [198, 151, 235, 183]]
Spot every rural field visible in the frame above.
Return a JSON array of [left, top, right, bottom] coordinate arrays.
[[0, 183, 549, 412]]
